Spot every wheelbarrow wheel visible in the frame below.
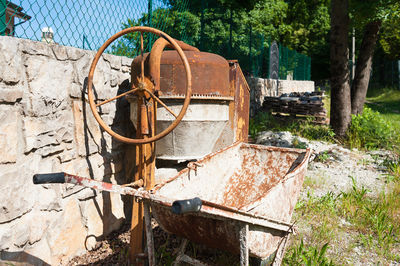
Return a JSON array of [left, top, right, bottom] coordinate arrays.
[[87, 26, 192, 144]]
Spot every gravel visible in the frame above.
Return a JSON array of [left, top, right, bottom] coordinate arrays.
[[256, 131, 392, 197]]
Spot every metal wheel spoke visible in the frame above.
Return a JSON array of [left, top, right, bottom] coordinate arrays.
[[143, 88, 178, 118], [140, 32, 144, 82], [95, 87, 139, 107]]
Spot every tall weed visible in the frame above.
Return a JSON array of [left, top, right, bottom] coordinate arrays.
[[347, 107, 399, 150], [283, 240, 333, 266]]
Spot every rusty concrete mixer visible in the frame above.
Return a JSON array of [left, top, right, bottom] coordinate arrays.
[[128, 36, 250, 161], [33, 26, 311, 266]]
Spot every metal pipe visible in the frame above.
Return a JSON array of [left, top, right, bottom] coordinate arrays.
[[32, 171, 294, 232], [144, 203, 156, 265], [148, 37, 198, 92], [0, 0, 6, 36]]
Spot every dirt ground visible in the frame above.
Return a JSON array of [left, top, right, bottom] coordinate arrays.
[[67, 221, 240, 265]]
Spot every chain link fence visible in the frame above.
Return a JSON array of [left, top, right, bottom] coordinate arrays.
[[197, 5, 311, 81], [1, 0, 310, 80], [0, 0, 189, 56], [370, 59, 400, 90]]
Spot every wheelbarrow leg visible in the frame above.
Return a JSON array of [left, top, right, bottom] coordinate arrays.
[[144, 202, 156, 266], [271, 233, 291, 266], [239, 224, 249, 266], [173, 238, 208, 266]]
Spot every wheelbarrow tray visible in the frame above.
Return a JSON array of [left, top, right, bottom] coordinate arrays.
[[151, 142, 311, 260]]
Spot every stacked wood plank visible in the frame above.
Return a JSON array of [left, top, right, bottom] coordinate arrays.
[[262, 91, 328, 123]]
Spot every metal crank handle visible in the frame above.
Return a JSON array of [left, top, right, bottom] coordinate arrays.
[[32, 172, 150, 199], [33, 172, 66, 184], [171, 197, 202, 214]]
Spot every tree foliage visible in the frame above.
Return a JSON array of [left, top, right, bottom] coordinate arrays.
[[330, 0, 400, 136], [379, 2, 400, 59], [284, 0, 331, 80]]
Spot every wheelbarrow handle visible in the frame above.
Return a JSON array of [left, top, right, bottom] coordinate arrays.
[[171, 197, 202, 214], [33, 172, 66, 184]]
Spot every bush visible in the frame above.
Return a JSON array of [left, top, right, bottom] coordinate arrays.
[[347, 107, 399, 150], [297, 118, 335, 142]]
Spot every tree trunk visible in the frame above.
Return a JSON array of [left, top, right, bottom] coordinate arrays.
[[330, 0, 352, 137], [351, 21, 382, 115]]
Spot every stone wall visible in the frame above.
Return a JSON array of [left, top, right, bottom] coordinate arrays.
[[0, 36, 136, 265], [246, 77, 315, 116]]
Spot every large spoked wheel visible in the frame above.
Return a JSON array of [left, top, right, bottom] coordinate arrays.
[[87, 26, 192, 144]]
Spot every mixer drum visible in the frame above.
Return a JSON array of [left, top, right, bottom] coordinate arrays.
[[131, 50, 233, 160]]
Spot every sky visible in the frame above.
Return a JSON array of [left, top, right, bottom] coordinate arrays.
[[12, 0, 167, 51]]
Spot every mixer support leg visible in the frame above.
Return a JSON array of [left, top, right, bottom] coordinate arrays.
[[239, 224, 249, 266], [144, 202, 155, 266]]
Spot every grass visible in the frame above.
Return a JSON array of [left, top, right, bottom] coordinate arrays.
[[346, 88, 400, 151], [249, 88, 400, 264], [366, 88, 400, 131], [346, 107, 400, 150], [249, 112, 335, 143], [250, 88, 400, 151], [285, 172, 400, 264]]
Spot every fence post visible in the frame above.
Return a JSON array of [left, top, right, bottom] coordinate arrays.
[[398, 60, 400, 90], [200, 0, 205, 50], [229, 8, 232, 58], [249, 24, 252, 76], [148, 0, 153, 51], [0, 0, 6, 36], [260, 34, 264, 77]]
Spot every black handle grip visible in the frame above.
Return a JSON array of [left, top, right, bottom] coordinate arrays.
[[171, 197, 202, 214], [33, 172, 66, 184]]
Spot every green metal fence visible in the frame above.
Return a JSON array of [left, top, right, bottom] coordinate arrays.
[[0, 0, 189, 56], [1, 0, 310, 80], [197, 4, 311, 81], [370, 58, 400, 90]]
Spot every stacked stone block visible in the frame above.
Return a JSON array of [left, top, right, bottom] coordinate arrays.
[[246, 77, 315, 116], [0, 36, 135, 265]]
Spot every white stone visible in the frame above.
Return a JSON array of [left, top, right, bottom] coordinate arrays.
[[0, 88, 23, 103], [23, 112, 74, 153], [51, 44, 68, 61], [74, 54, 113, 100], [68, 82, 84, 98], [19, 38, 52, 56], [24, 56, 73, 116], [24, 237, 52, 264], [0, 37, 134, 265], [80, 192, 124, 244], [72, 100, 102, 156], [66, 47, 87, 61], [0, 105, 18, 163], [0, 36, 24, 84], [103, 53, 122, 70], [57, 149, 76, 163], [0, 154, 56, 224], [47, 198, 87, 265], [121, 56, 132, 67]]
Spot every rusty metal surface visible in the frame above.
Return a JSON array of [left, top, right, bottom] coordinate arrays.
[[152, 142, 311, 259], [148, 37, 198, 93], [40, 142, 310, 260], [87, 26, 192, 144], [132, 50, 230, 97], [228, 61, 250, 143], [131, 42, 250, 160]]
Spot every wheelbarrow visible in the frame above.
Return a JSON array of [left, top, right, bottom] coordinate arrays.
[[33, 142, 311, 265]]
